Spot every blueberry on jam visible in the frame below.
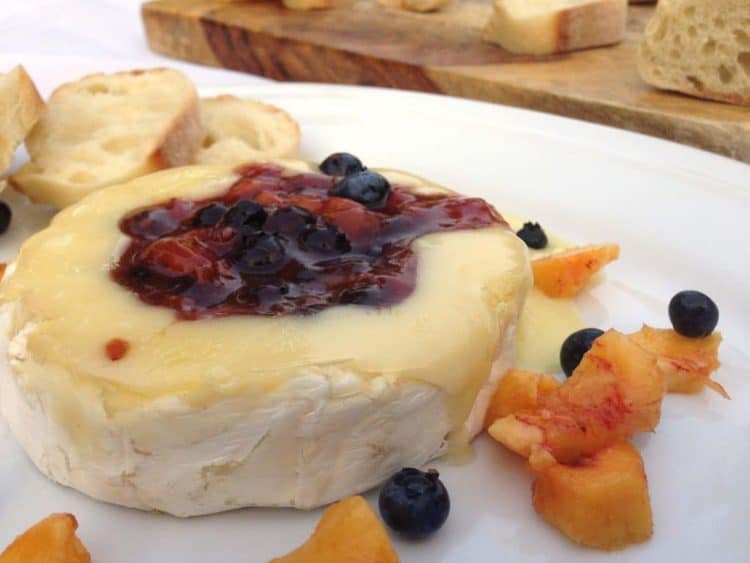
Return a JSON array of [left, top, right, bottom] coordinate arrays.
[[0, 202, 11, 235], [319, 152, 365, 177], [194, 203, 227, 227], [560, 328, 604, 377], [225, 200, 267, 230], [379, 468, 450, 539], [127, 207, 182, 240], [264, 206, 315, 238], [669, 290, 719, 338], [516, 222, 548, 250], [299, 225, 350, 254], [235, 234, 286, 275], [331, 171, 391, 209]]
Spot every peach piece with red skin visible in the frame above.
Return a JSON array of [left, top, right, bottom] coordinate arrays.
[[530, 441, 653, 551], [630, 325, 728, 398], [489, 330, 664, 464], [483, 369, 561, 429], [532, 244, 620, 298]]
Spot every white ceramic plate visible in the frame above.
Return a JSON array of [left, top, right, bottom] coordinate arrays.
[[1, 84, 748, 563]]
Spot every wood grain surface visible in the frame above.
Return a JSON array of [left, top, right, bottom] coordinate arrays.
[[142, 0, 750, 164]]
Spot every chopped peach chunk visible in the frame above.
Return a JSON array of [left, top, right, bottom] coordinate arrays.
[[270, 496, 400, 563], [630, 325, 728, 398], [483, 369, 561, 429], [532, 244, 620, 298], [489, 330, 664, 464], [530, 441, 653, 551], [0, 513, 91, 563]]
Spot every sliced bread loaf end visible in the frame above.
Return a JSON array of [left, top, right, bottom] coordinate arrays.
[[0, 66, 45, 176], [638, 0, 750, 106]]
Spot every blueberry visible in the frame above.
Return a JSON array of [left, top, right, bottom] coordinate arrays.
[[560, 328, 604, 377], [319, 152, 365, 176], [127, 208, 180, 240], [300, 225, 350, 254], [669, 290, 719, 337], [339, 286, 382, 306], [235, 234, 286, 274], [264, 206, 314, 237], [379, 467, 450, 539], [0, 202, 11, 235], [516, 222, 547, 250], [225, 200, 267, 230], [331, 171, 391, 209], [194, 203, 227, 227]]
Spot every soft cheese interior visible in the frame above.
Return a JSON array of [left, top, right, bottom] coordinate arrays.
[[0, 162, 531, 515]]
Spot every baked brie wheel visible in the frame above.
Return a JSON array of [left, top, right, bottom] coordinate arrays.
[[0, 160, 530, 516]]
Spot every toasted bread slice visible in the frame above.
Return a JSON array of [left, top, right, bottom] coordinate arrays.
[[195, 95, 300, 166], [11, 68, 203, 208], [0, 66, 44, 176], [482, 0, 627, 55], [638, 0, 750, 107]]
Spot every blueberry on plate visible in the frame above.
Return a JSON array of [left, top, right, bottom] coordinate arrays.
[[379, 467, 450, 539], [560, 328, 604, 377], [0, 202, 11, 235], [319, 152, 365, 176], [669, 290, 719, 338], [331, 171, 391, 209], [516, 221, 547, 250]]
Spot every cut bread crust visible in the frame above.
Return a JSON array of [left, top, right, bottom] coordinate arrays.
[[0, 66, 45, 176], [10, 68, 203, 208], [377, 0, 454, 13], [195, 95, 300, 166], [282, 0, 332, 10], [482, 0, 628, 55], [638, 0, 750, 107]]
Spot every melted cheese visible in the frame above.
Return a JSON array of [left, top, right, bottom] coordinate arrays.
[[504, 214, 583, 374]]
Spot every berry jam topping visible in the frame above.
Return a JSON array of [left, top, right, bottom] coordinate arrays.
[[0, 201, 12, 235], [105, 338, 130, 361], [379, 467, 450, 539], [319, 152, 365, 176], [112, 163, 504, 319], [331, 171, 391, 209], [516, 221, 548, 250], [560, 328, 604, 377], [669, 290, 719, 338]]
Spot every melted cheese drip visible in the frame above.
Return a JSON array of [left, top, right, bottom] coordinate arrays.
[[515, 288, 584, 373], [504, 214, 584, 375]]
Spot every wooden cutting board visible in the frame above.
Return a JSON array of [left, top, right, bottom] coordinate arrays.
[[142, 0, 750, 164]]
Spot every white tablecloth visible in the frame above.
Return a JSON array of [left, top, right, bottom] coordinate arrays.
[[0, 0, 272, 97]]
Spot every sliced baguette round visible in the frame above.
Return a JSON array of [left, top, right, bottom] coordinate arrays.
[[0, 66, 45, 176], [10, 68, 204, 208], [482, 0, 628, 55], [638, 0, 750, 107], [194, 95, 300, 166]]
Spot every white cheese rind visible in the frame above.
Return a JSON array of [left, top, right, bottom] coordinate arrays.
[[0, 305, 517, 516]]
